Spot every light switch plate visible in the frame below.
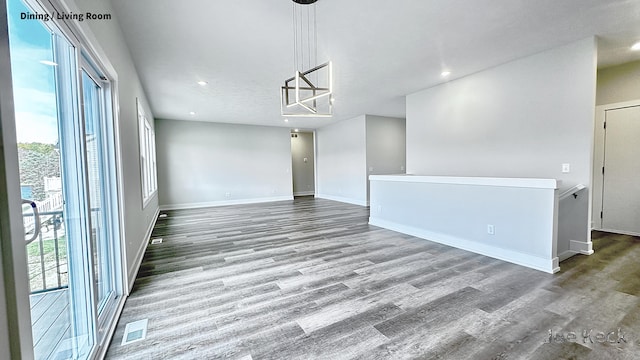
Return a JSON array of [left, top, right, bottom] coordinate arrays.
[[562, 163, 570, 173]]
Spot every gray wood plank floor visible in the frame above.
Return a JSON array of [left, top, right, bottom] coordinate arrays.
[[30, 289, 71, 360], [105, 197, 640, 359]]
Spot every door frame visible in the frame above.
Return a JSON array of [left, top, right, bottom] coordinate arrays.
[[0, 0, 35, 356], [290, 130, 317, 197], [78, 55, 127, 350], [592, 99, 640, 234]]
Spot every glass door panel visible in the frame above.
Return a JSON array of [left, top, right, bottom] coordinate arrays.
[[81, 70, 115, 315], [55, 32, 95, 360], [7, 0, 93, 358]]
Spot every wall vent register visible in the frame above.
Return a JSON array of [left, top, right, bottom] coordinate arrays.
[[121, 319, 149, 346]]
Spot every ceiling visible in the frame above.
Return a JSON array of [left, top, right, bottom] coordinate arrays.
[[110, 0, 640, 129]]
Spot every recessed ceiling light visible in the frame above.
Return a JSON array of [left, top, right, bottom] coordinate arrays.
[[441, 71, 451, 77], [189, 111, 196, 115], [631, 42, 640, 51], [39, 60, 58, 66], [197, 81, 208, 86]]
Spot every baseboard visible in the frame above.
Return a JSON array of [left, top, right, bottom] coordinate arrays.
[[558, 240, 593, 262], [315, 193, 368, 207], [369, 217, 560, 274], [569, 240, 594, 255], [597, 228, 640, 237], [127, 207, 159, 294], [293, 191, 315, 196], [159, 196, 294, 211], [558, 250, 579, 262]]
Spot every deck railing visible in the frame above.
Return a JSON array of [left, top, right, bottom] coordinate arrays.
[[23, 210, 68, 294], [23, 192, 63, 234]]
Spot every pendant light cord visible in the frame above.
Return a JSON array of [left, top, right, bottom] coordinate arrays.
[[314, 4, 317, 68], [293, 2, 299, 72], [292, 2, 319, 72], [307, 5, 311, 70]]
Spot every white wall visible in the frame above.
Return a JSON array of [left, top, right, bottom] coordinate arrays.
[[156, 119, 293, 209], [406, 38, 597, 252], [366, 115, 406, 200], [597, 60, 640, 105], [291, 132, 315, 196], [316, 115, 367, 206], [558, 190, 591, 258], [407, 38, 596, 189], [70, 0, 160, 287], [369, 176, 560, 273]]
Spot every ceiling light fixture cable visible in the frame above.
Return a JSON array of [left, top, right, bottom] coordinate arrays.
[[292, 2, 297, 72], [307, 5, 311, 71], [314, 5, 318, 75], [281, 0, 333, 118]]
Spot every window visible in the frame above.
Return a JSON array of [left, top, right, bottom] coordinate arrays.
[[138, 99, 157, 206]]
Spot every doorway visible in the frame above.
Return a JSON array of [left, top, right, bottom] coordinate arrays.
[[595, 104, 640, 236], [291, 131, 315, 197]]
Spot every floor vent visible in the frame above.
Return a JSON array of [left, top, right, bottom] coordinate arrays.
[[121, 319, 148, 346], [150, 238, 163, 245]]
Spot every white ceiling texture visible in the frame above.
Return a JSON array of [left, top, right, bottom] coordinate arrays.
[[111, 0, 640, 129]]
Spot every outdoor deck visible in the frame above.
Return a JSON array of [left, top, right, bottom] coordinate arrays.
[[30, 289, 71, 360]]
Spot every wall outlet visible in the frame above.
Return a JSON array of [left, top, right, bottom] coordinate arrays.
[[225, 192, 231, 198], [562, 163, 570, 173], [369, 166, 374, 172], [487, 224, 495, 235]]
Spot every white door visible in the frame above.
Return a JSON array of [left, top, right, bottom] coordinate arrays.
[[601, 105, 640, 235]]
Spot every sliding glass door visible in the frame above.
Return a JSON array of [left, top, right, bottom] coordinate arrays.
[[7, 0, 123, 358], [80, 65, 119, 325]]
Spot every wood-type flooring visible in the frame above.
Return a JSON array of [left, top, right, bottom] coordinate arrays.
[[105, 197, 640, 359], [30, 289, 71, 359]]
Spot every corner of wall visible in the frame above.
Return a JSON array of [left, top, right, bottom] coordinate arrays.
[[316, 115, 368, 205]]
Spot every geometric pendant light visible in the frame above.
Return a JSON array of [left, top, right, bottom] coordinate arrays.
[[281, 0, 333, 117]]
